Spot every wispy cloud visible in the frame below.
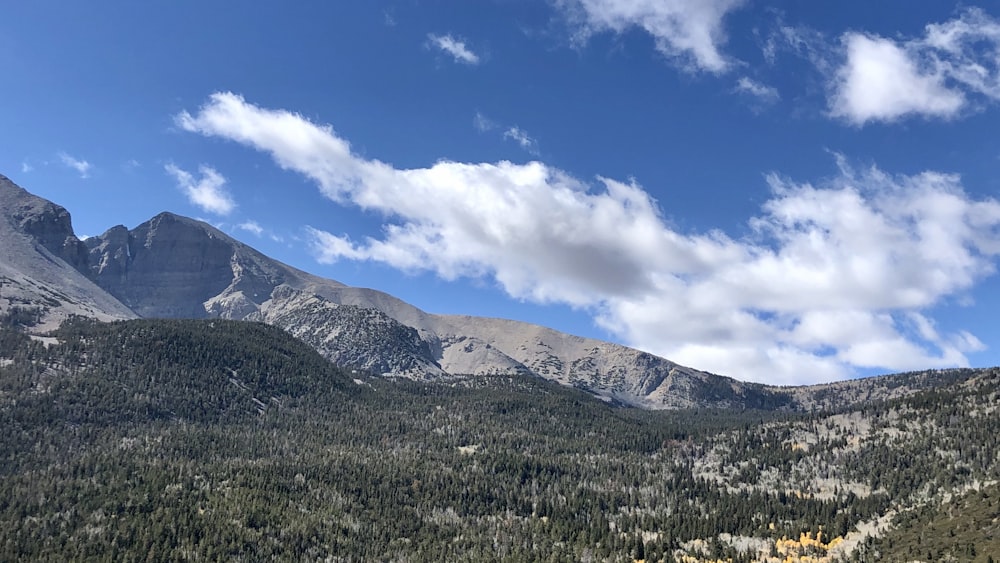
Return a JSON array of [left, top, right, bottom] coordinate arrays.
[[427, 33, 480, 65], [59, 152, 91, 178], [556, 0, 747, 73], [176, 92, 1000, 384], [734, 76, 779, 103], [164, 163, 236, 216], [237, 220, 264, 236], [20, 160, 33, 173], [475, 112, 539, 155], [383, 9, 397, 27], [473, 111, 497, 132], [503, 127, 539, 155]]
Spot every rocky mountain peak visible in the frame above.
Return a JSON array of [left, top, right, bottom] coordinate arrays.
[[0, 174, 89, 272], [87, 214, 232, 318], [0, 175, 135, 330]]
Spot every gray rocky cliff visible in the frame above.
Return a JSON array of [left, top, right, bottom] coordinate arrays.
[[0, 174, 136, 330], [87, 213, 253, 318], [2, 177, 90, 273]]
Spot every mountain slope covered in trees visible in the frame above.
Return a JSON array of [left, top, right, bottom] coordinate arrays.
[[2, 317, 998, 561]]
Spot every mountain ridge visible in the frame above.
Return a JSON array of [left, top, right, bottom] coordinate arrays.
[[0, 170, 724, 408], [80, 206, 774, 408], [0, 174, 136, 331], [0, 173, 976, 410]]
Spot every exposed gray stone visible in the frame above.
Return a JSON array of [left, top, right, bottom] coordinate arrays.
[[0, 174, 136, 331]]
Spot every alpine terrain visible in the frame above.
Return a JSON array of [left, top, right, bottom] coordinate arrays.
[[2, 173, 787, 409], [5, 172, 1000, 562]]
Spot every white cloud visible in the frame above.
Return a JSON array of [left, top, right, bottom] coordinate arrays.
[[735, 76, 779, 102], [503, 126, 539, 154], [20, 160, 33, 173], [556, 0, 746, 73], [427, 33, 480, 65], [830, 33, 964, 125], [164, 163, 236, 216], [237, 220, 264, 236], [176, 93, 1000, 384], [829, 8, 1000, 125], [59, 152, 91, 178]]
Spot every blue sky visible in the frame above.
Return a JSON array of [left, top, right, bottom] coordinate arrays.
[[4, 1, 1000, 385]]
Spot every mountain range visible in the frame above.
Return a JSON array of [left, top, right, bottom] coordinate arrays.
[[8, 172, 1000, 561], [0, 173, 963, 410]]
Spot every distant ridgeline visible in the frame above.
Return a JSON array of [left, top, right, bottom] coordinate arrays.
[[0, 173, 839, 410], [2, 317, 999, 561]]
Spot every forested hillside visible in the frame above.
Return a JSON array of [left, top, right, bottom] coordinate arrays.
[[1, 317, 998, 561]]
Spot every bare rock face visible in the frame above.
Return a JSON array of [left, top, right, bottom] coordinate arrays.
[[0, 174, 136, 331], [85, 224, 130, 285], [3, 178, 90, 273], [86, 213, 258, 318], [85, 212, 355, 322]]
